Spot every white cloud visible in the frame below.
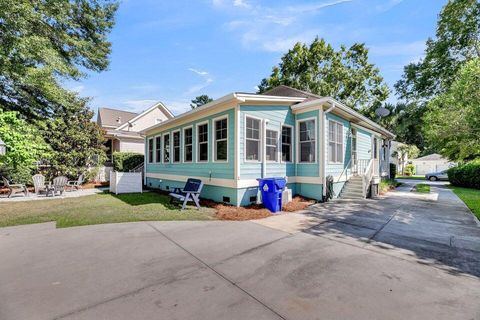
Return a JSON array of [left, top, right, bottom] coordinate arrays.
[[187, 68, 213, 94], [233, 0, 251, 8], [188, 68, 209, 76], [164, 99, 191, 115], [122, 99, 158, 113]]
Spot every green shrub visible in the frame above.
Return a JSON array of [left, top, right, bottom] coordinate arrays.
[[0, 165, 34, 185], [379, 178, 399, 193], [404, 164, 416, 176], [448, 160, 480, 189], [389, 163, 397, 180], [112, 152, 144, 172]]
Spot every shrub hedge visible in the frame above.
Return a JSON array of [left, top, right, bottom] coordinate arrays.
[[112, 152, 144, 172], [404, 163, 416, 176], [448, 160, 480, 189]]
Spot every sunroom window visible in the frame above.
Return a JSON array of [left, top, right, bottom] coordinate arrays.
[[197, 123, 208, 162], [155, 136, 161, 163], [299, 119, 316, 163], [266, 129, 278, 161], [184, 127, 193, 162], [282, 126, 292, 162], [245, 117, 260, 161], [148, 138, 154, 163], [173, 131, 180, 163], [163, 133, 170, 163], [215, 118, 228, 161], [328, 121, 343, 163]]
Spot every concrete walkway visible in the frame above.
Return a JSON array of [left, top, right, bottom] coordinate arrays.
[[0, 181, 479, 320]]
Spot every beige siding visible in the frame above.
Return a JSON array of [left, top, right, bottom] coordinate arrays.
[[127, 108, 170, 132], [119, 138, 144, 154]]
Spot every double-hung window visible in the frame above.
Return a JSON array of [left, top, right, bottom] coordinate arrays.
[[245, 117, 260, 161], [172, 131, 180, 163], [281, 126, 292, 162], [163, 133, 170, 163], [148, 138, 154, 163], [265, 129, 278, 161], [184, 127, 193, 162], [214, 118, 228, 161], [197, 123, 208, 162], [328, 121, 344, 163], [155, 136, 161, 163], [299, 119, 316, 163]]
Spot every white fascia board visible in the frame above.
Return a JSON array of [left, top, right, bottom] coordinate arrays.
[[116, 101, 174, 131]]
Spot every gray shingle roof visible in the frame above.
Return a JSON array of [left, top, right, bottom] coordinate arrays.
[[261, 85, 322, 101], [97, 108, 138, 128], [413, 153, 445, 161]]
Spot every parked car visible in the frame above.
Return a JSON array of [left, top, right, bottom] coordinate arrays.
[[425, 170, 449, 181]]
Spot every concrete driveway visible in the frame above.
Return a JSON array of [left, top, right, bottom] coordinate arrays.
[[1, 180, 479, 320]]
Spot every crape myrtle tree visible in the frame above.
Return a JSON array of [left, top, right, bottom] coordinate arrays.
[[0, 0, 118, 179]]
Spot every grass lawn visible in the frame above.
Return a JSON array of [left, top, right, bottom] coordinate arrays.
[[449, 186, 480, 220], [415, 184, 431, 193], [396, 175, 425, 180], [0, 192, 215, 228]]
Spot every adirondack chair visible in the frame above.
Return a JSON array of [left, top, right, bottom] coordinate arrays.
[[46, 176, 68, 197], [67, 174, 84, 191], [1, 176, 28, 198], [32, 174, 47, 194], [169, 178, 204, 210]]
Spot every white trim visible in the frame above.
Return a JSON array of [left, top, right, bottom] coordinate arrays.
[[182, 126, 193, 163], [296, 117, 318, 164], [196, 121, 209, 163], [162, 132, 171, 164], [244, 114, 263, 163], [212, 114, 229, 163], [234, 105, 240, 180], [280, 124, 294, 163], [116, 101, 174, 131], [327, 119, 345, 164], [171, 129, 181, 163], [265, 128, 279, 163], [143, 93, 305, 135]]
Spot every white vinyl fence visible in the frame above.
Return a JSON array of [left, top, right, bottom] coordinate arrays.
[[109, 171, 143, 194]]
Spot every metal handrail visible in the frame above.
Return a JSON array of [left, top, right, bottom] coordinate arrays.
[[362, 159, 374, 198], [337, 158, 352, 183]]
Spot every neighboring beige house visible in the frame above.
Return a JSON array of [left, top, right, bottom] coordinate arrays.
[[410, 153, 456, 175], [96, 102, 174, 180]]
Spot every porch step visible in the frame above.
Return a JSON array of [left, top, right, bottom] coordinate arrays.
[[339, 176, 365, 200]]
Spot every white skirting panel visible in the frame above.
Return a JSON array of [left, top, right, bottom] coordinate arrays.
[[110, 172, 143, 194]]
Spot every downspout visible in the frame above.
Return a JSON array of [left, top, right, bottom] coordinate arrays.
[[322, 102, 336, 198]]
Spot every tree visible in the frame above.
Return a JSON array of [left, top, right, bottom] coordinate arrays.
[[190, 95, 213, 109], [395, 0, 480, 101], [0, 0, 119, 119], [423, 58, 480, 161], [0, 110, 51, 183], [392, 144, 420, 175], [258, 37, 390, 111]]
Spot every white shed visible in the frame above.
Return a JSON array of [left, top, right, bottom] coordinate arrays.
[[410, 154, 455, 175]]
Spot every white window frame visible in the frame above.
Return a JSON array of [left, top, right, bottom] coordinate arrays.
[[328, 120, 344, 164], [183, 126, 193, 163], [162, 133, 170, 164], [244, 114, 262, 162], [154, 135, 162, 163], [212, 115, 229, 163], [172, 130, 181, 163], [265, 128, 279, 162], [196, 121, 209, 163], [296, 117, 317, 164], [147, 137, 154, 164], [281, 124, 293, 163]]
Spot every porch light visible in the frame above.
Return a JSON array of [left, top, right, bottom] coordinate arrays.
[[0, 138, 6, 155]]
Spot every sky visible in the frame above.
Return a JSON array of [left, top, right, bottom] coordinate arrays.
[[66, 0, 447, 117]]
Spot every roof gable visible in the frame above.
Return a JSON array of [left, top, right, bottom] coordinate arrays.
[[97, 108, 138, 128]]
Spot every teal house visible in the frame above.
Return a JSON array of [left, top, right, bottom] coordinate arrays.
[[142, 86, 394, 207]]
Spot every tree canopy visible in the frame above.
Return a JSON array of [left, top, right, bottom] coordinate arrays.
[[190, 95, 213, 109], [423, 58, 480, 161], [258, 37, 390, 111]]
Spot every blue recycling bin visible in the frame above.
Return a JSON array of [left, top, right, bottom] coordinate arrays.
[[257, 177, 287, 213]]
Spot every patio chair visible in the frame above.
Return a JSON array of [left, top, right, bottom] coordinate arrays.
[[67, 174, 84, 191], [169, 178, 204, 210], [1, 176, 28, 198], [47, 176, 68, 197], [32, 174, 47, 195]]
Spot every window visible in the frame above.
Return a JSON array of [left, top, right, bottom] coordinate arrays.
[[173, 131, 180, 163], [163, 133, 170, 163], [299, 119, 316, 163], [148, 138, 154, 163], [155, 136, 161, 163], [184, 127, 193, 162], [282, 126, 292, 162], [197, 123, 208, 162], [328, 121, 343, 163], [266, 129, 278, 161], [245, 117, 260, 161], [214, 118, 228, 161]]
